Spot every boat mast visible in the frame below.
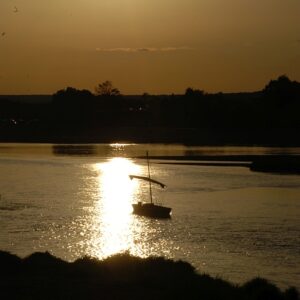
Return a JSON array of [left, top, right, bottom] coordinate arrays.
[[147, 151, 153, 204]]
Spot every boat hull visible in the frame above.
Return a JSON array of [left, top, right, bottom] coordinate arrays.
[[132, 202, 171, 219]]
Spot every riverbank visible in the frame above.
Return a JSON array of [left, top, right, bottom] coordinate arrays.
[[1, 251, 298, 300], [147, 155, 300, 174]]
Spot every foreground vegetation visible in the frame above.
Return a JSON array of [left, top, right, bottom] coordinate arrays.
[[0, 250, 298, 300]]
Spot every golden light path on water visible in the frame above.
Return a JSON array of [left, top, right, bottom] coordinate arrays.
[[86, 157, 139, 258], [86, 157, 146, 259]]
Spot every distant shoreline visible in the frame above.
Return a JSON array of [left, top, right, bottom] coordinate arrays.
[[0, 126, 300, 147], [1, 76, 300, 147]]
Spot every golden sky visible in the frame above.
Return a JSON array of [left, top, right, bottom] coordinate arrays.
[[0, 0, 299, 94]]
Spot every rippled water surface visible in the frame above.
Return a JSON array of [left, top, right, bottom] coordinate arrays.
[[0, 143, 299, 289]]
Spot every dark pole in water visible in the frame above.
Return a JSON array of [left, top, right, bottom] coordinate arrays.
[[147, 151, 153, 204]]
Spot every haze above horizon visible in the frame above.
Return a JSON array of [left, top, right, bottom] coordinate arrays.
[[0, 0, 299, 95]]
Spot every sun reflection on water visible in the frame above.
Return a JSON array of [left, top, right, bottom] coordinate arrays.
[[83, 157, 173, 260], [88, 157, 140, 258]]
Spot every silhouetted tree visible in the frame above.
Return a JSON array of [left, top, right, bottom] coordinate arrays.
[[183, 88, 206, 126], [185, 87, 204, 97], [52, 87, 94, 125], [95, 81, 120, 96], [53, 87, 93, 100], [262, 75, 300, 129], [263, 75, 300, 105]]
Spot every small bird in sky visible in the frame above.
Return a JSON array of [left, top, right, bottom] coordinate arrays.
[[1, 32, 5, 37], [13, 6, 19, 13]]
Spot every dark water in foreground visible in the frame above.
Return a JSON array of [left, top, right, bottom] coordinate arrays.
[[0, 144, 299, 289]]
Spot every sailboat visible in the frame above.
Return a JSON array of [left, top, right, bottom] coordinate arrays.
[[129, 152, 172, 219]]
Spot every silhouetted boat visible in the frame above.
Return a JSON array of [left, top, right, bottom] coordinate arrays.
[[129, 152, 171, 219]]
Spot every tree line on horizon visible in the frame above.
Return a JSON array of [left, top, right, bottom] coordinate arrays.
[[52, 75, 300, 128], [0, 75, 299, 144]]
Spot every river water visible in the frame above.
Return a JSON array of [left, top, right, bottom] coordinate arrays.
[[0, 143, 299, 290]]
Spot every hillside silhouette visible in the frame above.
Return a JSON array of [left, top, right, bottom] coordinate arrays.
[[0, 76, 299, 145], [0, 250, 298, 300]]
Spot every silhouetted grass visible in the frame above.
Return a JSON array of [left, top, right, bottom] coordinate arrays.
[[0, 251, 298, 300]]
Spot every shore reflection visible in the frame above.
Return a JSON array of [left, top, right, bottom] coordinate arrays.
[[88, 158, 140, 258]]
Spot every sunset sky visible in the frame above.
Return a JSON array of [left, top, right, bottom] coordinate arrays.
[[0, 0, 299, 95]]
